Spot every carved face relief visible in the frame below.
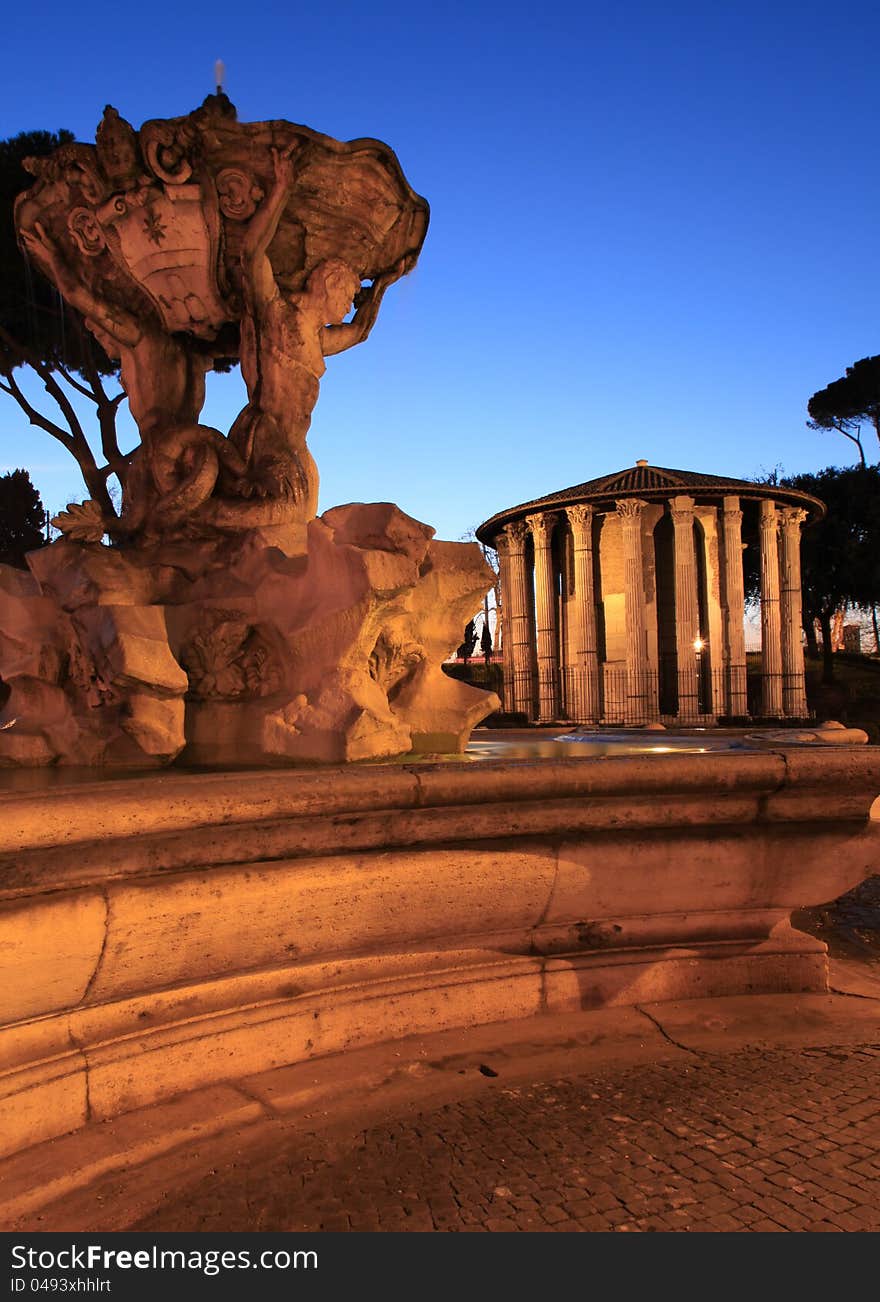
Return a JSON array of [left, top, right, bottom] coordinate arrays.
[[327, 282, 357, 322], [368, 633, 423, 693], [311, 260, 360, 324], [40, 146, 108, 205], [96, 107, 142, 190]]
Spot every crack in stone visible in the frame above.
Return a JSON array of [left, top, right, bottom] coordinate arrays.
[[634, 1004, 703, 1057], [81, 887, 111, 1005], [65, 1016, 93, 1124], [828, 983, 880, 1002], [63, 887, 114, 1126]]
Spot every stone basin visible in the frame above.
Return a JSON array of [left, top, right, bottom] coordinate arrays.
[[465, 722, 871, 761], [1, 743, 879, 1159]]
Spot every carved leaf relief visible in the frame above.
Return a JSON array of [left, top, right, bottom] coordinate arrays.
[[65, 622, 116, 708], [51, 500, 106, 544], [181, 612, 283, 700]]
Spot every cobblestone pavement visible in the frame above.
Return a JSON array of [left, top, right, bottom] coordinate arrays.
[[131, 1042, 880, 1233], [796, 873, 880, 965]]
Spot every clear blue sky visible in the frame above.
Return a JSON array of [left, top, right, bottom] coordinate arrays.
[[1, 0, 876, 541]]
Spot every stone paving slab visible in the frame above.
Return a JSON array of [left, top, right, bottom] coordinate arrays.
[[3, 988, 879, 1233], [638, 988, 880, 1052]]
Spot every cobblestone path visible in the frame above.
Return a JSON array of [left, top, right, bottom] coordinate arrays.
[[133, 1043, 880, 1233]]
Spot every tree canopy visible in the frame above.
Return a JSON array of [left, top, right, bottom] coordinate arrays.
[[0, 467, 46, 567], [808, 356, 880, 466], [3, 131, 80, 367], [0, 129, 125, 519], [746, 465, 880, 682]]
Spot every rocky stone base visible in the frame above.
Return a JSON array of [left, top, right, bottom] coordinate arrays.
[[0, 502, 498, 766]]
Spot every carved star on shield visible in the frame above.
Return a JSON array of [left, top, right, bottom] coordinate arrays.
[[143, 209, 167, 245]]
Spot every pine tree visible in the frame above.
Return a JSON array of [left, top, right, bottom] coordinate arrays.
[[0, 468, 46, 566]]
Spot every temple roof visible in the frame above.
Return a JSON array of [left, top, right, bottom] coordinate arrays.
[[475, 461, 825, 543]]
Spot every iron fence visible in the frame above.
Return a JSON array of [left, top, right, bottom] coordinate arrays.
[[448, 663, 762, 724], [443, 660, 812, 724]]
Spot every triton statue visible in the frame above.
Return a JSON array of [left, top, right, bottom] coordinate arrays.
[[15, 94, 428, 548], [0, 98, 497, 767]]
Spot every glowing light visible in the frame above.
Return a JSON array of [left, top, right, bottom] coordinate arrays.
[[693, 637, 705, 652]]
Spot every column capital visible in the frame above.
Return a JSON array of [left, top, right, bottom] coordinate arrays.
[[503, 520, 529, 554], [615, 498, 646, 522], [565, 503, 593, 534], [759, 498, 778, 532], [778, 506, 808, 531], [525, 511, 558, 546], [722, 494, 742, 524], [668, 494, 696, 527]]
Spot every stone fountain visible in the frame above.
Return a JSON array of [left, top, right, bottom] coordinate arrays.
[[3, 94, 497, 767], [0, 99, 878, 1178]]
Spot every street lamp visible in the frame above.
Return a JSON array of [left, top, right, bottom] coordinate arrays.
[[693, 637, 706, 713]]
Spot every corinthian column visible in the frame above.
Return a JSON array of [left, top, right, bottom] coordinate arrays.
[[616, 499, 648, 720], [669, 495, 701, 723], [721, 496, 748, 717], [563, 504, 599, 722], [494, 531, 516, 714], [779, 506, 808, 718], [526, 511, 560, 720], [759, 499, 783, 717], [502, 521, 534, 718]]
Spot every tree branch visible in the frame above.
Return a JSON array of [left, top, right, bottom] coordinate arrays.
[[38, 362, 88, 447], [0, 364, 75, 448], [0, 334, 117, 518], [836, 423, 867, 467], [73, 331, 127, 475], [53, 359, 100, 403]]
